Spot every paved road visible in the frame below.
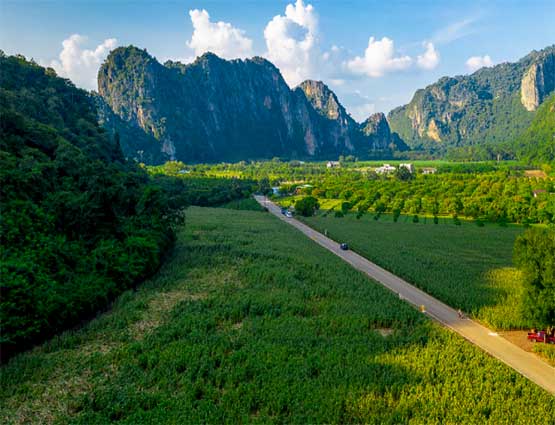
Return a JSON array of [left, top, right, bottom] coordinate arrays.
[[255, 195, 555, 395]]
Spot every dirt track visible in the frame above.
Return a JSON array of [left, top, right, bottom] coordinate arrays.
[[255, 195, 555, 395]]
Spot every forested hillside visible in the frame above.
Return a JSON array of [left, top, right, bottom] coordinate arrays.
[[514, 94, 555, 163], [0, 53, 178, 360], [388, 45, 555, 151]]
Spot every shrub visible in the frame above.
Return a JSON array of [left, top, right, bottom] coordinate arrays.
[[341, 201, 351, 214], [295, 196, 320, 217]]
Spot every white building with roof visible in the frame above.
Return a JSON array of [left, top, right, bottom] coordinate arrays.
[[375, 164, 396, 174]]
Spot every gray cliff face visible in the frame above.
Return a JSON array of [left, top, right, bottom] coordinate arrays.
[[388, 45, 555, 148], [97, 47, 403, 163], [297, 80, 358, 152], [94, 93, 164, 163], [360, 113, 392, 149], [521, 51, 555, 111]]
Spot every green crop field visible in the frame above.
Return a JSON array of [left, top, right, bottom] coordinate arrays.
[[1, 208, 553, 424], [301, 212, 528, 329]]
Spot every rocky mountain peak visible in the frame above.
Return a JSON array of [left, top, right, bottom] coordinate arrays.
[[298, 80, 345, 121], [359, 112, 394, 149], [388, 45, 555, 149], [97, 47, 406, 163], [361, 113, 390, 135]]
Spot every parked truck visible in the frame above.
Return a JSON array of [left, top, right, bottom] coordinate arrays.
[[527, 329, 555, 344]]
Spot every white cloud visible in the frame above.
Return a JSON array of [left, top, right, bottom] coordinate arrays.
[[187, 9, 253, 59], [432, 17, 478, 45], [263, 0, 319, 87], [417, 42, 440, 70], [346, 37, 412, 77], [50, 34, 117, 90], [466, 54, 493, 72], [329, 78, 345, 87]]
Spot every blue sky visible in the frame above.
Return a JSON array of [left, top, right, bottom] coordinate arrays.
[[1, 0, 554, 120]]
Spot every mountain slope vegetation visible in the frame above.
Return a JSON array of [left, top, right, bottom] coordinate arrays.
[[0, 52, 178, 360], [388, 45, 555, 151], [514, 93, 555, 163]]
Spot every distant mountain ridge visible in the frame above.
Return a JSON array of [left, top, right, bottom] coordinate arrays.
[[97, 47, 405, 164], [388, 45, 555, 150]]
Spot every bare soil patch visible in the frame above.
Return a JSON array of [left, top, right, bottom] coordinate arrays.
[[376, 328, 394, 337], [500, 330, 555, 366], [524, 170, 547, 178], [499, 330, 535, 351], [131, 291, 207, 340]]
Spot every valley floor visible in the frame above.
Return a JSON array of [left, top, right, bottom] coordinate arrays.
[[300, 210, 526, 329], [1, 207, 554, 423], [300, 205, 555, 366]]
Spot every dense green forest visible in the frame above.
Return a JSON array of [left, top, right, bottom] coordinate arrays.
[[0, 52, 182, 359], [147, 162, 258, 207], [0, 54, 262, 361], [514, 228, 555, 327], [514, 94, 555, 163]]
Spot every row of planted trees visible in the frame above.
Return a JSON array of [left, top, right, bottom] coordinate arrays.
[[292, 171, 555, 225]]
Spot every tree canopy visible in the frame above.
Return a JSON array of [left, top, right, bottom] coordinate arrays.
[[514, 94, 555, 165], [295, 196, 320, 217], [0, 53, 178, 360], [514, 228, 555, 327]]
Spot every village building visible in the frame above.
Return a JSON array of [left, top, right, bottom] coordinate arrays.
[[375, 164, 397, 174]]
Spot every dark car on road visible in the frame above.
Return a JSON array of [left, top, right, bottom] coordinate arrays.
[[340, 243, 349, 250]]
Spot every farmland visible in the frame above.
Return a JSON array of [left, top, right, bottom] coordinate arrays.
[[2, 207, 554, 424], [151, 159, 555, 225], [301, 212, 529, 329]]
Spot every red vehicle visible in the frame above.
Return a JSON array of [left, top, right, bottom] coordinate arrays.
[[527, 329, 555, 344]]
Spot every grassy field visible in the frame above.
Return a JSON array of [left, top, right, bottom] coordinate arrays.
[[1, 207, 553, 423], [302, 212, 528, 330]]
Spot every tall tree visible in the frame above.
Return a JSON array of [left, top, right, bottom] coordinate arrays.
[[514, 228, 555, 327]]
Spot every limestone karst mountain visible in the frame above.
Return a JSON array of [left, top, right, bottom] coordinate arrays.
[[387, 45, 555, 149], [97, 46, 404, 163]]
